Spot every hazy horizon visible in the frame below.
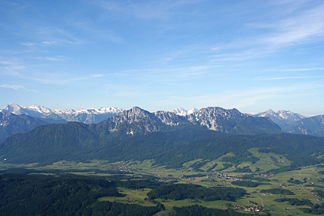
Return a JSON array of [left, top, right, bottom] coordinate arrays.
[[1, 0, 324, 116]]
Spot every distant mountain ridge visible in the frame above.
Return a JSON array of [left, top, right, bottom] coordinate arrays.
[[290, 115, 324, 137], [0, 112, 48, 141], [255, 109, 324, 137], [187, 107, 247, 132], [0, 104, 123, 141], [94, 106, 281, 136], [1, 104, 122, 124], [95, 107, 166, 135], [256, 109, 304, 130], [0, 105, 281, 142], [1, 105, 323, 168], [1, 104, 324, 139]]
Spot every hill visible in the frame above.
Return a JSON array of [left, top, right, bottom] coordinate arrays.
[[0, 121, 323, 170]]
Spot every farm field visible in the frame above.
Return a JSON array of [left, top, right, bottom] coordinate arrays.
[[1, 156, 323, 216]]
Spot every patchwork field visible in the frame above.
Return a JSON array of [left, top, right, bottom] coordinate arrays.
[[0, 148, 323, 216]]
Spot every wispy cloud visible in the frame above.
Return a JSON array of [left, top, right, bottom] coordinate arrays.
[[0, 60, 26, 73], [140, 2, 324, 69], [39, 27, 83, 45], [119, 64, 215, 84], [11, 72, 105, 85], [30, 56, 67, 62], [256, 75, 324, 80], [69, 20, 124, 43], [159, 83, 322, 110], [0, 59, 105, 85], [0, 84, 25, 90], [265, 67, 324, 72], [210, 48, 271, 62], [21, 41, 58, 47], [261, 4, 324, 47], [21, 27, 83, 48], [97, 0, 203, 20], [210, 2, 324, 62]]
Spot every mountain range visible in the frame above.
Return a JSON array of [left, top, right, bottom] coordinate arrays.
[[1, 104, 122, 123], [255, 109, 324, 136], [0, 112, 48, 142], [0, 105, 284, 140], [0, 105, 323, 170], [256, 109, 304, 130], [0, 104, 323, 141]]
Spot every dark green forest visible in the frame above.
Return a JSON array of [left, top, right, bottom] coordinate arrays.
[[0, 173, 260, 216], [173, 205, 255, 216], [147, 184, 247, 201], [1, 122, 323, 170], [0, 173, 163, 216], [275, 198, 313, 206], [260, 188, 295, 195]]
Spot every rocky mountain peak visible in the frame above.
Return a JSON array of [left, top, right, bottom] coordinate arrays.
[[127, 106, 149, 114], [2, 104, 23, 114], [277, 110, 304, 120], [186, 107, 247, 132], [256, 109, 304, 130], [119, 107, 155, 120], [154, 111, 189, 126], [198, 107, 244, 117], [97, 107, 164, 135]]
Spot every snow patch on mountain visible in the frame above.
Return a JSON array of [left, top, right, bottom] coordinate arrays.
[[256, 109, 304, 130], [1, 104, 123, 124], [173, 108, 198, 116]]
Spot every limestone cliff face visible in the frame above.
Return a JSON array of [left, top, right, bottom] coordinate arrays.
[[187, 107, 247, 132]]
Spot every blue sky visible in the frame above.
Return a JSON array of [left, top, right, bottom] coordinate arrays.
[[0, 0, 324, 115]]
